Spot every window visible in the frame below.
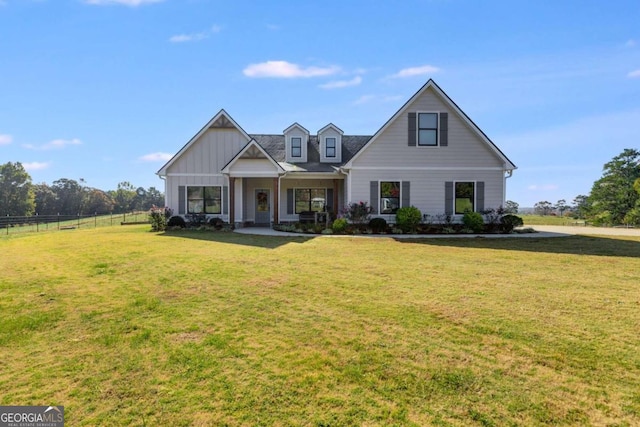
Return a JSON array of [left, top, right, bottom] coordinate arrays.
[[291, 137, 302, 157], [418, 112, 438, 146], [455, 182, 474, 214], [380, 181, 400, 214], [295, 188, 326, 213], [187, 186, 221, 214], [326, 137, 336, 158]]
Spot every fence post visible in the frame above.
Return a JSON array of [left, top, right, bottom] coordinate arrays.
[[95, 212, 97, 228], [6, 215, 8, 236], [58, 213, 60, 230], [36, 213, 39, 232], [77, 213, 80, 228]]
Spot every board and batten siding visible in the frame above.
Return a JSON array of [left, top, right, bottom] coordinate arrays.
[[350, 169, 505, 217], [164, 128, 247, 214], [351, 87, 505, 169]]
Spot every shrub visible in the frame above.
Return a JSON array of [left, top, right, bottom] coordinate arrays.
[[368, 217, 388, 233], [148, 206, 172, 232], [332, 218, 348, 234], [500, 214, 524, 233], [208, 217, 224, 229], [167, 215, 186, 228], [462, 211, 484, 233], [342, 201, 373, 225], [396, 206, 422, 233]]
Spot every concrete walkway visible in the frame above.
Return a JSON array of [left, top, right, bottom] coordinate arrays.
[[233, 225, 640, 239]]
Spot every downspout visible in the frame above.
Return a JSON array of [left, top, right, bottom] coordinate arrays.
[[504, 168, 513, 206]]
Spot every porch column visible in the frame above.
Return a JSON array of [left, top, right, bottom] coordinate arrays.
[[229, 177, 236, 226], [333, 179, 340, 216], [273, 177, 279, 225]]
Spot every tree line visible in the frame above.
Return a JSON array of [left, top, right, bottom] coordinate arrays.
[[531, 148, 640, 226], [0, 162, 164, 216]]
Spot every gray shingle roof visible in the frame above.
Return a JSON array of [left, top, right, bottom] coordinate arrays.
[[249, 134, 371, 172]]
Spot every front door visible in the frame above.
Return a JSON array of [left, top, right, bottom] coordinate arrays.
[[255, 189, 270, 225]]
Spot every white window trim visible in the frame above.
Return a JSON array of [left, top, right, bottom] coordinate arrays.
[[453, 180, 477, 215], [378, 180, 402, 216], [416, 111, 440, 148], [325, 137, 337, 158], [290, 136, 303, 158]]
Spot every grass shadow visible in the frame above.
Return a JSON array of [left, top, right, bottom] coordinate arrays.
[[395, 234, 640, 258], [156, 229, 316, 249]]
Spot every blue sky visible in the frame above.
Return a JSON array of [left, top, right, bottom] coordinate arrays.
[[1, 0, 639, 207]]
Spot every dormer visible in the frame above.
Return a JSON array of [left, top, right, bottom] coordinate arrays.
[[284, 123, 310, 163], [318, 123, 343, 163]]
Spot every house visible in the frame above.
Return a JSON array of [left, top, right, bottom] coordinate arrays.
[[157, 79, 516, 226]]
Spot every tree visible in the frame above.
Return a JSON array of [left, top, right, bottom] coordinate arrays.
[[572, 195, 590, 219], [110, 181, 137, 213], [33, 183, 58, 215], [51, 178, 85, 215], [588, 148, 640, 225], [555, 199, 568, 217], [534, 201, 553, 216], [504, 200, 519, 214], [0, 162, 35, 216], [142, 186, 165, 209], [84, 188, 115, 214]]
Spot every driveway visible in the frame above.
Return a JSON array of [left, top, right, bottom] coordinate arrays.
[[531, 225, 640, 237]]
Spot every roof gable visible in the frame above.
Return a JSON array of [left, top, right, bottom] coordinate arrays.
[[221, 139, 284, 175], [157, 109, 251, 176], [318, 123, 344, 135], [344, 79, 516, 170], [283, 122, 310, 135]]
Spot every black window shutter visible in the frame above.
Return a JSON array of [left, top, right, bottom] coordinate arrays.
[[326, 188, 334, 212], [444, 182, 453, 215], [476, 182, 484, 212], [178, 186, 185, 215], [222, 186, 229, 214], [440, 112, 448, 147], [370, 181, 378, 214], [408, 113, 416, 147], [287, 189, 294, 215], [401, 181, 410, 208]]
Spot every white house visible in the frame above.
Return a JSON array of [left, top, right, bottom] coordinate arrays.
[[157, 79, 516, 226]]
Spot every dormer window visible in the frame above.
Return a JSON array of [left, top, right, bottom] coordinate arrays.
[[318, 123, 343, 163], [291, 137, 302, 157], [284, 123, 309, 163], [326, 137, 336, 158]]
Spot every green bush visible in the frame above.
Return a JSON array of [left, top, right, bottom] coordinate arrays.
[[368, 217, 388, 233], [167, 215, 186, 228], [332, 218, 348, 234], [462, 211, 484, 233], [500, 214, 524, 233], [395, 206, 422, 233], [341, 201, 373, 225]]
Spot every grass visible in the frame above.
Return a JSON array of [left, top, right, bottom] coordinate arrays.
[[0, 212, 149, 236], [1, 226, 639, 426], [521, 214, 586, 226]]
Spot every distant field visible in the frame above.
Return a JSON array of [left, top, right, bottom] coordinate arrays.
[[520, 214, 585, 226], [1, 226, 639, 426]]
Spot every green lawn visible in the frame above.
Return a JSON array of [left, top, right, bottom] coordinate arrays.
[[1, 226, 639, 426], [520, 214, 585, 226]]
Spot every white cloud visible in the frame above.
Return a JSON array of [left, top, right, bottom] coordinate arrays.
[[527, 184, 559, 191], [390, 64, 440, 79], [139, 152, 172, 162], [169, 32, 207, 43], [23, 162, 51, 171], [353, 95, 375, 105], [319, 76, 362, 90], [84, 0, 164, 6], [243, 61, 340, 78], [24, 138, 82, 151], [625, 39, 636, 48], [628, 69, 640, 78], [169, 24, 222, 43], [0, 134, 12, 146]]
